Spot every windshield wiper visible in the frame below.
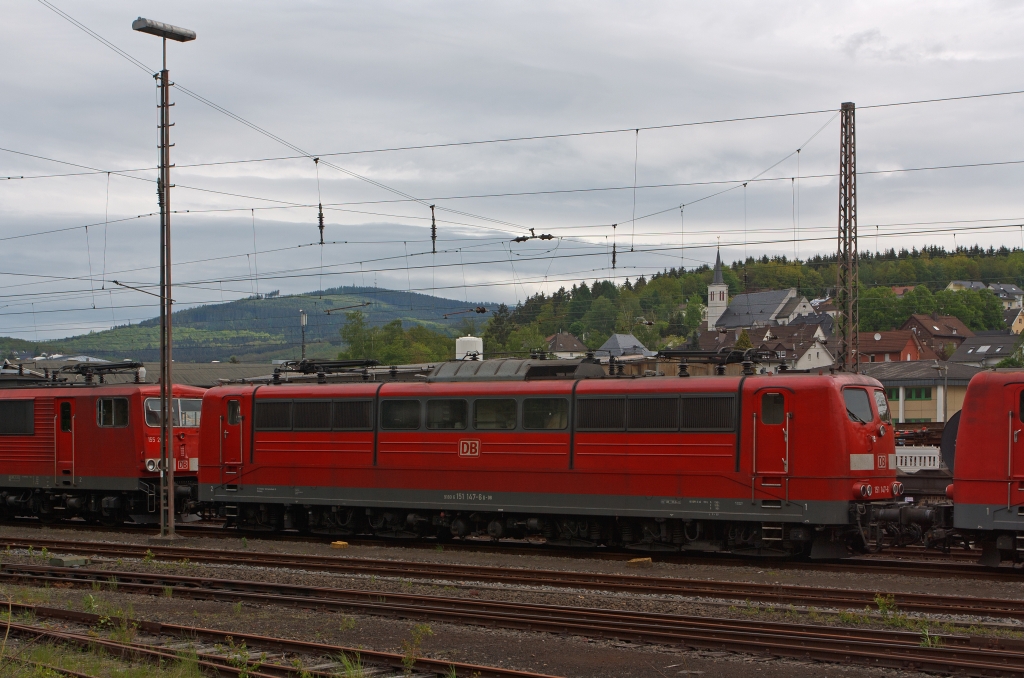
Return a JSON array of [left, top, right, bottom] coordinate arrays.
[[847, 408, 866, 423]]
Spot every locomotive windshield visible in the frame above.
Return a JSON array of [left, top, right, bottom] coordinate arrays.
[[144, 398, 202, 427], [843, 388, 874, 424], [873, 390, 891, 423]]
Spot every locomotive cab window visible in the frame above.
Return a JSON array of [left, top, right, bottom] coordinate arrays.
[[0, 400, 34, 435], [473, 399, 516, 430], [873, 390, 891, 423], [843, 388, 874, 424], [97, 398, 128, 428], [381, 400, 421, 430], [523, 398, 568, 430], [60, 402, 72, 432], [761, 393, 785, 425], [227, 400, 242, 426], [426, 399, 468, 430], [1020, 390, 1024, 422]]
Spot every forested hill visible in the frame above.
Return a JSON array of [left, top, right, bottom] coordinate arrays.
[[0, 286, 497, 364]]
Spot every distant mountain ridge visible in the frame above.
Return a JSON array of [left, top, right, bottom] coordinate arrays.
[[0, 286, 498, 364]]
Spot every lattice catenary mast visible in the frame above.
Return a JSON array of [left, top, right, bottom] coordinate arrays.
[[835, 102, 859, 372]]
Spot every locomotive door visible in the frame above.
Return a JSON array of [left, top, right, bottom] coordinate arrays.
[[54, 399, 74, 485], [220, 398, 244, 487], [1007, 387, 1024, 482], [753, 390, 790, 477]]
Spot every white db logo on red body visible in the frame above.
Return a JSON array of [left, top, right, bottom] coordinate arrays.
[[877, 455, 887, 469], [459, 440, 480, 457]]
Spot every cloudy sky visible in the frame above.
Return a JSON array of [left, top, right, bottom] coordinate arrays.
[[2, 1, 1024, 340]]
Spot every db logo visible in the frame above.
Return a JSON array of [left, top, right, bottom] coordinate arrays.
[[877, 455, 887, 469], [459, 440, 480, 457], [176, 459, 189, 471]]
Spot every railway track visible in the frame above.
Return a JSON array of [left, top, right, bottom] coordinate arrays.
[[0, 600, 551, 678], [2, 563, 1024, 676], [0, 535, 1019, 609], [1, 520, 1010, 580]]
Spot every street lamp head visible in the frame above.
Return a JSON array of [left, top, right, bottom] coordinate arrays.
[[132, 17, 196, 42]]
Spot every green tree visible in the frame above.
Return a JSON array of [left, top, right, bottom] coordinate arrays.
[[583, 296, 617, 335], [734, 329, 753, 350]]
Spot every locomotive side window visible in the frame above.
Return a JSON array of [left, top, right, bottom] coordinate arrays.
[[627, 397, 678, 430], [381, 400, 421, 430], [179, 399, 202, 427], [873, 390, 891, 423], [576, 398, 626, 430], [426, 399, 468, 430], [333, 400, 372, 430], [227, 400, 242, 426], [60, 402, 72, 432], [843, 388, 874, 424], [1020, 391, 1024, 423], [0, 400, 34, 435], [293, 400, 332, 430], [473, 399, 517, 429], [254, 401, 292, 430], [523, 398, 568, 430], [96, 398, 128, 428], [680, 395, 736, 431], [760, 393, 785, 425]]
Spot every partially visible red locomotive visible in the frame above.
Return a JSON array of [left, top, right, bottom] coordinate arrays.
[[938, 370, 1024, 564], [197, 358, 905, 556], [0, 363, 204, 524]]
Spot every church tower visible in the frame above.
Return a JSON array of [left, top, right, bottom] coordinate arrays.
[[706, 249, 728, 329]]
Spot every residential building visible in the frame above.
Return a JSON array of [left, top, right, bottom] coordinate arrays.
[[705, 249, 729, 328], [948, 332, 1019, 367], [789, 312, 834, 336], [890, 285, 916, 297], [857, 330, 933, 363], [594, 333, 655, 359], [755, 324, 833, 371], [810, 298, 838, 317], [945, 281, 988, 292], [545, 332, 588, 359], [861, 361, 982, 423], [900, 313, 973, 358], [989, 283, 1024, 309], [1006, 308, 1024, 335]]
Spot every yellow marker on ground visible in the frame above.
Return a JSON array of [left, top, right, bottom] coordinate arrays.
[[330, 541, 349, 549]]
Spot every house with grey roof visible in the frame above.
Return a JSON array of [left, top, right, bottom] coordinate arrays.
[[948, 332, 1019, 367], [545, 332, 588, 359], [712, 288, 813, 330], [989, 283, 1024, 309], [593, 333, 655, 358]]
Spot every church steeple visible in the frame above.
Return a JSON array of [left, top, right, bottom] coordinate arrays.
[[706, 248, 728, 329]]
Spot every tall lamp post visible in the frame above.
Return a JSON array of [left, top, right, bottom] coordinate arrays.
[[300, 310, 307, 360], [932, 361, 949, 423], [132, 17, 196, 539]]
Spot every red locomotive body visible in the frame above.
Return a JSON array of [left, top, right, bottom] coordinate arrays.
[[197, 359, 901, 555], [0, 382, 205, 524], [945, 370, 1024, 561]]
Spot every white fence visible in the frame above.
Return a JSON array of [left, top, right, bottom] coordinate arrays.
[[896, 445, 942, 473]]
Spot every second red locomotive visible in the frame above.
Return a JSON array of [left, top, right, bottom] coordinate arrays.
[[197, 358, 905, 556]]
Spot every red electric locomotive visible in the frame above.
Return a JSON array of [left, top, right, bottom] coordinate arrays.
[[0, 363, 204, 524], [197, 358, 905, 556], [939, 370, 1024, 563]]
